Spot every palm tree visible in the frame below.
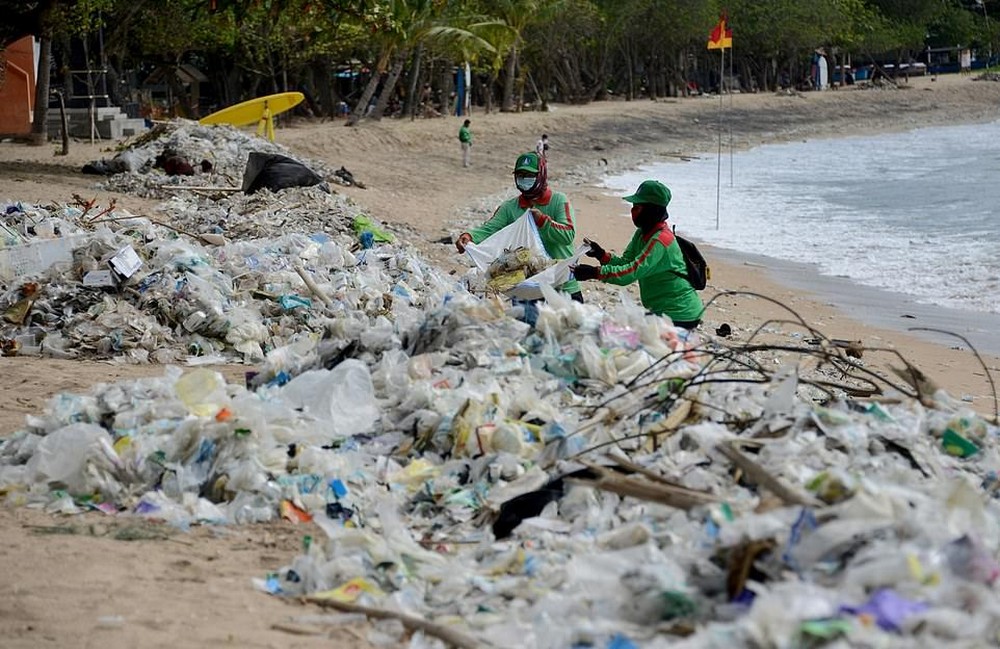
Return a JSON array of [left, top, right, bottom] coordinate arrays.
[[349, 0, 494, 124], [488, 0, 541, 112]]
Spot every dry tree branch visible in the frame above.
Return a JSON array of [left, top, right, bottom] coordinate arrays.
[[715, 443, 821, 507], [908, 327, 999, 423], [569, 462, 718, 509], [565, 292, 970, 462]]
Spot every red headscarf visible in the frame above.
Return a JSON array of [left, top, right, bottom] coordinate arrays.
[[520, 154, 548, 201]]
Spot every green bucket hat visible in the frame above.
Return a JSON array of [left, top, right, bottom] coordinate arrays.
[[514, 152, 541, 173], [623, 180, 671, 207]]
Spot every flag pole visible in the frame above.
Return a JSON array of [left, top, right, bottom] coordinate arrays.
[[716, 46, 724, 230], [729, 42, 734, 187]]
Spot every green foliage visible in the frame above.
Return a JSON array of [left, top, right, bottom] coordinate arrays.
[[10, 0, 997, 115], [927, 3, 982, 48]]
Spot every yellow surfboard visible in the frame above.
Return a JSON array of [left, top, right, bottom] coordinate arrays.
[[199, 91, 304, 141]]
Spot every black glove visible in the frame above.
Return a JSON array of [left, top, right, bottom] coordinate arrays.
[[573, 264, 600, 281], [585, 240, 606, 261]]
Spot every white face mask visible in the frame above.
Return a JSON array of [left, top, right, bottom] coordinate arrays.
[[515, 175, 537, 193]]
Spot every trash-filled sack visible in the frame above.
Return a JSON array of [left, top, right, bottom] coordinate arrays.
[[463, 210, 585, 299], [242, 152, 326, 194]]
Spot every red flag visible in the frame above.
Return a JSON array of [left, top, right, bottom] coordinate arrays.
[[708, 15, 733, 50]]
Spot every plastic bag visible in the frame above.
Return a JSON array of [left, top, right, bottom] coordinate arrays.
[[507, 243, 589, 301], [279, 359, 380, 438], [242, 152, 325, 194], [464, 212, 586, 299], [464, 211, 547, 273], [24, 423, 116, 495]]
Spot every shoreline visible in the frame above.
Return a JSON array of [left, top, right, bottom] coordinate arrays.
[[582, 133, 1000, 358], [568, 183, 1000, 414]]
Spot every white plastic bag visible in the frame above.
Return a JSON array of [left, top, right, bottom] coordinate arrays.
[[25, 423, 115, 495], [464, 211, 588, 299], [507, 243, 589, 301], [464, 210, 547, 272], [279, 359, 380, 438]]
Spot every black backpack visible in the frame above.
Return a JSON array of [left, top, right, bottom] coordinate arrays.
[[671, 228, 709, 290]]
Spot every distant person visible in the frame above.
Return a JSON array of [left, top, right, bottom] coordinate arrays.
[[456, 152, 581, 318], [535, 133, 549, 159], [458, 119, 472, 168], [573, 180, 703, 329]]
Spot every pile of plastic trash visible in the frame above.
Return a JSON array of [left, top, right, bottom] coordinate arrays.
[[3, 273, 1000, 646], [93, 120, 332, 198], [4, 119, 1000, 648], [0, 120, 435, 363], [0, 185, 438, 363]]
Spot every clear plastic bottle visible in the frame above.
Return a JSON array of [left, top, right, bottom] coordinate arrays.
[[228, 492, 275, 524]]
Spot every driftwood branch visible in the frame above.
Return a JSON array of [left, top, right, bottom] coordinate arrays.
[[293, 264, 335, 307], [301, 597, 485, 649], [570, 463, 717, 510], [715, 443, 819, 507]]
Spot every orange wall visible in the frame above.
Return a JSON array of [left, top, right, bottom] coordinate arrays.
[[0, 37, 37, 136]]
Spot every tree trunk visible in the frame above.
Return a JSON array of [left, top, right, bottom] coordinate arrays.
[[30, 32, 53, 146], [167, 67, 194, 118], [626, 43, 634, 100], [525, 72, 541, 110], [439, 65, 453, 115], [314, 59, 334, 119], [483, 75, 495, 113], [501, 45, 518, 112], [53, 89, 69, 155], [371, 54, 405, 121], [404, 45, 423, 120], [676, 51, 685, 96], [348, 58, 385, 126], [630, 49, 639, 100]]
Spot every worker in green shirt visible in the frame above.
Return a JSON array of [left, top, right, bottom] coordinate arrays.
[[458, 119, 472, 167], [573, 180, 704, 329], [456, 152, 581, 324], [456, 151, 581, 302]]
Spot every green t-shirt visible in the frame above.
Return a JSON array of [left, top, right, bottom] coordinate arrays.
[[469, 188, 579, 294], [458, 126, 472, 143], [597, 223, 703, 323]]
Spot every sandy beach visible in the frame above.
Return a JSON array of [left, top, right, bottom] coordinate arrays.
[[1, 72, 1000, 647]]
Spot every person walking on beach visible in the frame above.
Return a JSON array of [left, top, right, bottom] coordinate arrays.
[[573, 179, 703, 329], [455, 152, 581, 316], [458, 119, 473, 167], [535, 133, 549, 159]]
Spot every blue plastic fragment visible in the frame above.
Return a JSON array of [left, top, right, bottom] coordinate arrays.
[[607, 634, 639, 649], [330, 478, 349, 499]]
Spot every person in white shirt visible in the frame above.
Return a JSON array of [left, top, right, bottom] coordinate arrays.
[[535, 133, 549, 159]]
